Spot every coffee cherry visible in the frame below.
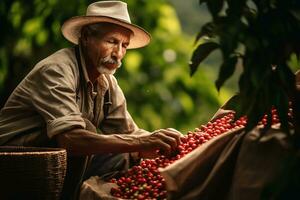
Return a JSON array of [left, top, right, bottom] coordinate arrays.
[[110, 107, 292, 199]]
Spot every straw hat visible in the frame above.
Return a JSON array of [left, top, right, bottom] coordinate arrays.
[[61, 1, 151, 49]]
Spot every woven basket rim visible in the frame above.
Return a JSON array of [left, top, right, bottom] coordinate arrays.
[[0, 146, 66, 155], [0, 146, 67, 199]]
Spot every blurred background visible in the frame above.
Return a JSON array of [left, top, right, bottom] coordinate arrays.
[[0, 0, 240, 133]]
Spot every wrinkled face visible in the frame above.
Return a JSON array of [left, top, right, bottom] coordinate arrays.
[[81, 23, 132, 75]]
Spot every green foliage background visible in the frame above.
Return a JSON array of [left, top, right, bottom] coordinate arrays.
[[0, 0, 235, 133]]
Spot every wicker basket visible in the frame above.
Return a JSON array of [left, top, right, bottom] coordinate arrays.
[[0, 146, 67, 200]]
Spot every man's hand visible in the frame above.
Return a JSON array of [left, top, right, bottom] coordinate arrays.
[[137, 128, 182, 159]]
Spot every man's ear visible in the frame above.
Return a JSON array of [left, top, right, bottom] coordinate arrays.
[[80, 27, 89, 45]]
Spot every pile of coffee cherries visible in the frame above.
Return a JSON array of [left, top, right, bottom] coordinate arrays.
[[110, 108, 288, 199]]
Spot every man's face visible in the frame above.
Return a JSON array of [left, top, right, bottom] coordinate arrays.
[[82, 23, 132, 75]]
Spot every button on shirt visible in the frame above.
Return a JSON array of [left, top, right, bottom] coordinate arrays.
[[0, 46, 143, 145]]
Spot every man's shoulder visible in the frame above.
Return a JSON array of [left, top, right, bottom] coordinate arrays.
[[31, 47, 79, 77], [37, 47, 76, 67]]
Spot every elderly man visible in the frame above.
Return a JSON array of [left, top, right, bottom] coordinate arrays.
[[0, 1, 181, 198]]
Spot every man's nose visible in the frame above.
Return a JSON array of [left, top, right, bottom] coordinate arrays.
[[112, 44, 124, 60]]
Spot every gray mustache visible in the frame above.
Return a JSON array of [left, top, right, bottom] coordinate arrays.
[[102, 56, 121, 65]]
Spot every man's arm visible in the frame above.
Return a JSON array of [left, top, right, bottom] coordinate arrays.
[[56, 128, 181, 156]]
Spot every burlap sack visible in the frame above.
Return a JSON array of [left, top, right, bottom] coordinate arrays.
[[159, 126, 245, 200], [80, 176, 120, 200], [160, 124, 300, 200], [228, 125, 300, 200]]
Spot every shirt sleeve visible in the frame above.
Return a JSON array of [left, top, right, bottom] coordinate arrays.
[[30, 63, 86, 138], [100, 75, 141, 134]]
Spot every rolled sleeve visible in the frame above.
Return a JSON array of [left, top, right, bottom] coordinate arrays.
[[47, 113, 85, 138], [30, 63, 85, 138]]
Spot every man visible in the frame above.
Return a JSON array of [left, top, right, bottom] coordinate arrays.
[[0, 1, 182, 198]]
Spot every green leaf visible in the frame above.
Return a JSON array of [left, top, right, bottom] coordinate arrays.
[[244, 94, 267, 132], [243, 5, 257, 24], [199, 0, 208, 4], [227, 0, 247, 17], [219, 29, 239, 59], [222, 94, 244, 119], [189, 42, 219, 76], [215, 55, 238, 91], [194, 22, 215, 44], [207, 0, 224, 17]]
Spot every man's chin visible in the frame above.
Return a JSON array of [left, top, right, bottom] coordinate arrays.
[[96, 67, 116, 75]]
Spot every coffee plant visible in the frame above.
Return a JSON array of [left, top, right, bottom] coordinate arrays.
[[190, 0, 300, 139]]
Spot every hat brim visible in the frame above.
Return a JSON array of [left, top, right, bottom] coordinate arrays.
[[61, 16, 151, 49]]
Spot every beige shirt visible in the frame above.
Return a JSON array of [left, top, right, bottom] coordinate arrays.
[[0, 46, 144, 145]]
